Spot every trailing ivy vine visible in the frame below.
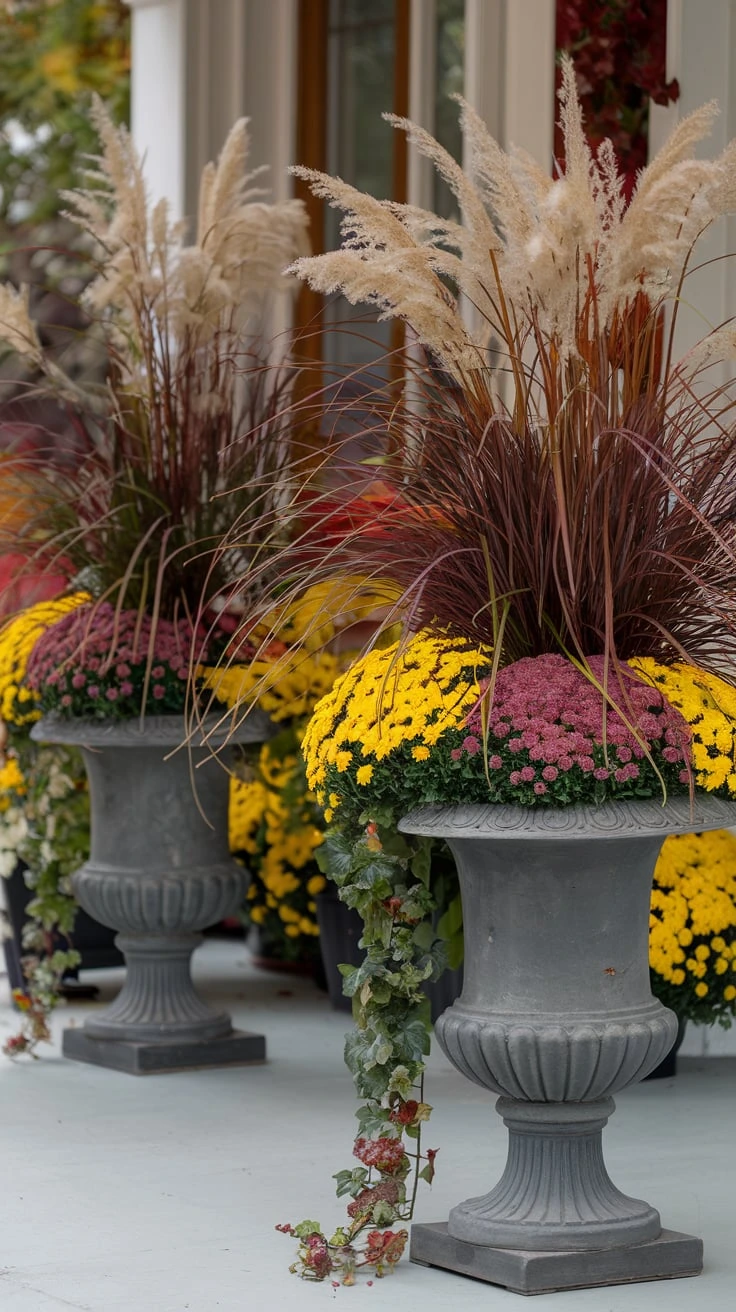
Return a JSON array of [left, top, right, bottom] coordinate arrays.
[[281, 800, 461, 1283]]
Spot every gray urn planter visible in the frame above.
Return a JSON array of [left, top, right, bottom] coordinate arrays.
[[31, 712, 272, 1074], [399, 795, 736, 1295]]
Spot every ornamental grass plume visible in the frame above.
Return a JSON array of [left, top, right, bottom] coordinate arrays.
[[238, 54, 736, 689], [0, 101, 309, 665]]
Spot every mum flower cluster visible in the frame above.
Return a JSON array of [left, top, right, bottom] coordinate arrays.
[[302, 632, 491, 822], [229, 735, 325, 961], [25, 603, 223, 720], [302, 642, 721, 819], [0, 594, 89, 726], [632, 659, 736, 795], [650, 830, 736, 1025], [203, 650, 342, 725], [456, 655, 692, 805]]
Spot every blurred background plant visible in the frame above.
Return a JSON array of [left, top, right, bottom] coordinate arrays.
[[0, 0, 130, 227], [216, 576, 400, 970], [556, 0, 679, 196], [230, 731, 325, 970], [650, 829, 736, 1027], [0, 101, 309, 645], [0, 1, 130, 475]]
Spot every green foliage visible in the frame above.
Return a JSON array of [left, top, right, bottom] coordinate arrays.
[[0, 0, 130, 225], [1, 728, 89, 1058], [284, 800, 457, 1283]]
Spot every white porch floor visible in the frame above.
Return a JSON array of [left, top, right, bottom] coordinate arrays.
[[1, 939, 735, 1312]]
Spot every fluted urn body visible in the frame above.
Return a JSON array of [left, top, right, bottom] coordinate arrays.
[[32, 712, 271, 1072], [400, 796, 736, 1288]]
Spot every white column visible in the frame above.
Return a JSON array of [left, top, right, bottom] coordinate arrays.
[[407, 0, 437, 210], [242, 0, 298, 201], [127, 0, 187, 216], [464, 0, 555, 167], [127, 0, 298, 222], [502, 0, 556, 166]]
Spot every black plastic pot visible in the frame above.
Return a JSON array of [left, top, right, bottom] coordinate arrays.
[[315, 883, 462, 1022]]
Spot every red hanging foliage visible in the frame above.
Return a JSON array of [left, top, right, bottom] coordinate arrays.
[[555, 0, 679, 195]]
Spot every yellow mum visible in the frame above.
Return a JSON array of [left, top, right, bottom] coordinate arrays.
[[650, 829, 736, 1015], [630, 658, 736, 794], [302, 631, 491, 800], [0, 593, 89, 726]]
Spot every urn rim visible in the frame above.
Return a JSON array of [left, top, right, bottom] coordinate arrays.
[[30, 708, 273, 749], [398, 794, 736, 840]]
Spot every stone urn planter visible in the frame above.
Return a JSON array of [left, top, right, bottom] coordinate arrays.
[[31, 711, 272, 1075], [400, 794, 736, 1295]]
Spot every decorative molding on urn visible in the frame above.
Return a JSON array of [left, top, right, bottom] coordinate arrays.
[[83, 935, 233, 1042], [400, 795, 736, 840], [39, 712, 268, 1069], [400, 796, 714, 1282], [436, 1003, 676, 1101], [72, 864, 246, 936]]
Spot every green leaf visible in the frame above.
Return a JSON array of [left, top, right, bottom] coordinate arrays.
[[412, 920, 436, 951], [351, 859, 395, 894], [410, 839, 432, 887], [401, 1019, 432, 1063], [436, 893, 463, 940], [364, 1034, 394, 1068], [293, 1220, 323, 1240], [446, 930, 465, 971], [333, 1167, 369, 1198], [372, 1200, 398, 1225], [315, 830, 355, 882], [378, 829, 413, 859]]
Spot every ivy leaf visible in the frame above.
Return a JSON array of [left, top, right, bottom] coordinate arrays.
[[333, 1167, 369, 1198], [372, 1199, 398, 1225], [338, 964, 359, 996], [378, 829, 413, 859], [401, 1019, 432, 1063], [351, 859, 395, 894], [446, 930, 465, 971], [364, 1033, 394, 1068], [412, 920, 436, 951], [410, 839, 432, 887], [355, 1104, 391, 1137], [436, 893, 463, 940], [293, 1219, 323, 1239], [316, 830, 356, 882]]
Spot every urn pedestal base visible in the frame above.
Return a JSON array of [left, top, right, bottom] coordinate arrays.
[[410, 1224, 703, 1296], [398, 798, 736, 1295], [32, 712, 273, 1075], [61, 1024, 266, 1075]]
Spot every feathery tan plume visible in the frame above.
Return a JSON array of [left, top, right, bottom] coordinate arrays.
[[290, 53, 736, 373], [0, 283, 43, 363]]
